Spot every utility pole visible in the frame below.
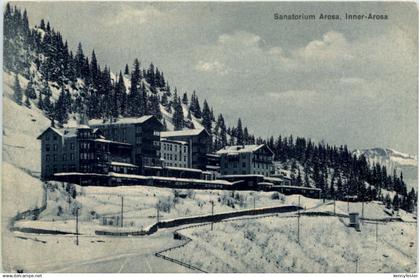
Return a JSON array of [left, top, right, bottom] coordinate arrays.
[[355, 257, 359, 273], [211, 201, 215, 231], [361, 201, 364, 225], [297, 195, 301, 244], [376, 222, 378, 243], [75, 207, 79, 246], [334, 197, 336, 216], [121, 195, 124, 227], [253, 195, 256, 210], [157, 202, 160, 223], [347, 187, 350, 213]]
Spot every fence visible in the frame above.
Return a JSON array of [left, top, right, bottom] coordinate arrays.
[[95, 205, 302, 236]]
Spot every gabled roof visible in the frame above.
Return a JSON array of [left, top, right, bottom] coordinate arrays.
[[216, 144, 274, 156], [161, 128, 209, 138], [37, 126, 63, 140], [88, 115, 156, 126], [37, 126, 82, 140]]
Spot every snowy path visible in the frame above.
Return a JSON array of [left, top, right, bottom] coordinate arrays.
[[5, 228, 196, 273]]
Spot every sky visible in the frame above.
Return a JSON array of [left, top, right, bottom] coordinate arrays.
[[13, 1, 419, 154]]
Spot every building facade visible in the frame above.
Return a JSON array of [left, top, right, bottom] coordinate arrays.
[[89, 115, 163, 172], [160, 139, 189, 168], [216, 144, 274, 176], [38, 126, 135, 180], [160, 128, 211, 170]]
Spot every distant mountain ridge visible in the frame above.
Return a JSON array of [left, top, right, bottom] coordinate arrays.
[[353, 147, 417, 189]]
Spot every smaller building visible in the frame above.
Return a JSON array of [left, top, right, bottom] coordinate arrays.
[[160, 138, 189, 168], [160, 128, 211, 170], [216, 144, 274, 176]]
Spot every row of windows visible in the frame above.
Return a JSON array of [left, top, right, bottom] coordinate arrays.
[[163, 162, 187, 167], [221, 170, 269, 176], [46, 164, 76, 173], [162, 143, 187, 152], [80, 142, 91, 149], [45, 143, 75, 152], [223, 161, 271, 170], [163, 153, 187, 162], [80, 153, 95, 160], [46, 153, 75, 162]]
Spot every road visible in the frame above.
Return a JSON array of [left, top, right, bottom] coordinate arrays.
[[5, 228, 196, 273]]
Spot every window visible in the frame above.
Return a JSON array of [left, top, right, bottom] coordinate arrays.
[[46, 134, 50, 141], [46, 144, 50, 152], [53, 144, 58, 151], [184, 146, 187, 152], [153, 131, 160, 136], [53, 135, 58, 140], [174, 155, 177, 161], [63, 154, 67, 161], [53, 155, 57, 161], [46, 155, 50, 161], [70, 153, 75, 161], [242, 162, 246, 168], [175, 145, 177, 151], [70, 143, 75, 150]]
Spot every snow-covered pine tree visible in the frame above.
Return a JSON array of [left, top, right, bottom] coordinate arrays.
[[172, 92, 184, 130], [54, 85, 69, 126], [13, 74, 23, 105]]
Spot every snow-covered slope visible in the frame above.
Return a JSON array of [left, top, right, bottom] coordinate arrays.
[[2, 71, 49, 222], [353, 148, 417, 189]]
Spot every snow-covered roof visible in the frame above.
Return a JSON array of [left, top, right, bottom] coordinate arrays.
[[216, 144, 271, 155], [144, 165, 203, 173], [161, 128, 208, 138], [110, 161, 138, 168], [221, 174, 265, 178], [271, 185, 321, 191], [160, 138, 189, 145], [93, 138, 132, 146], [37, 126, 81, 139], [88, 115, 155, 126]]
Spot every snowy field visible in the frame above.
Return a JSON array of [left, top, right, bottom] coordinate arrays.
[[164, 214, 416, 273], [15, 183, 322, 234]]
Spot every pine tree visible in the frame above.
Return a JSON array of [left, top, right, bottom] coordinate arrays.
[[202, 100, 212, 132], [90, 50, 99, 86], [24, 94, 31, 108], [54, 85, 69, 125], [25, 76, 37, 99], [124, 64, 129, 75], [182, 92, 189, 105], [172, 93, 184, 130], [37, 90, 44, 109], [392, 195, 400, 211], [236, 118, 244, 145], [13, 74, 23, 105], [75, 42, 85, 77], [384, 193, 392, 209]]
